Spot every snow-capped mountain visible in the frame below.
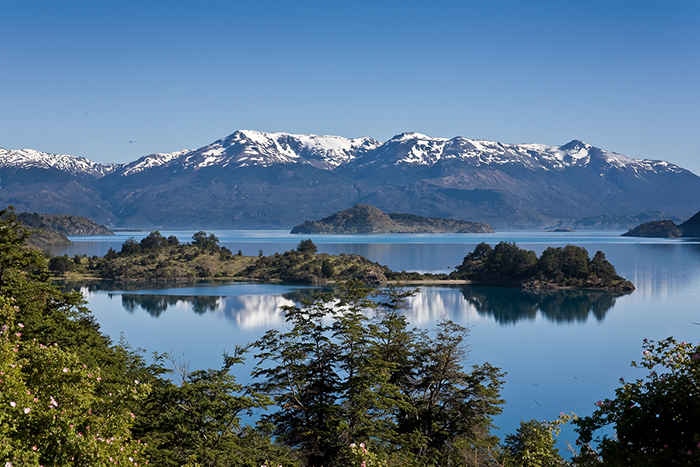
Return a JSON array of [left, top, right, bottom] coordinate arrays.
[[0, 131, 683, 177], [1, 130, 698, 229], [345, 133, 684, 175], [117, 149, 194, 176], [0, 148, 117, 178], [162, 130, 380, 171]]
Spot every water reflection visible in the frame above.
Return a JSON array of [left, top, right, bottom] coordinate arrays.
[[120, 294, 221, 316], [92, 284, 626, 329], [114, 293, 295, 329], [460, 287, 624, 324]]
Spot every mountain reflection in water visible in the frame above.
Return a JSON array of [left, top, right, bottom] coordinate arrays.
[[101, 285, 625, 327]]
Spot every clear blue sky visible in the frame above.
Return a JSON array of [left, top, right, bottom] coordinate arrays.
[[2, 0, 699, 173]]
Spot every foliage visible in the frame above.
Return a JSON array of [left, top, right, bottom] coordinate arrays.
[[0, 207, 49, 290], [252, 283, 506, 466], [1, 206, 303, 465], [49, 254, 75, 274], [139, 231, 169, 250], [573, 337, 700, 466], [337, 442, 387, 467], [245, 249, 391, 285], [192, 231, 221, 251], [296, 239, 318, 255], [0, 296, 150, 466], [132, 349, 298, 467], [504, 414, 574, 467]]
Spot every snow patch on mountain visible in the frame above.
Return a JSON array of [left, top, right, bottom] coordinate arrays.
[[344, 133, 685, 176], [1, 131, 686, 179], [0, 148, 116, 178], [118, 149, 192, 176], [170, 130, 379, 170]]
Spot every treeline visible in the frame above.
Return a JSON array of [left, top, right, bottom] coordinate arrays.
[[48, 232, 446, 285], [1, 206, 699, 466], [451, 241, 635, 291]]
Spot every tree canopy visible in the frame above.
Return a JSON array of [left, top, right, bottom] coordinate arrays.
[[452, 242, 635, 290]]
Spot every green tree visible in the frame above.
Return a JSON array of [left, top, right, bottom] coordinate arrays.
[[537, 245, 590, 285], [297, 238, 318, 256], [120, 237, 142, 255], [252, 283, 506, 466], [573, 337, 700, 466], [0, 206, 48, 290], [140, 230, 168, 250], [192, 231, 220, 250], [504, 416, 573, 467], [321, 259, 335, 278], [133, 349, 296, 467], [49, 255, 75, 274], [253, 292, 344, 466]]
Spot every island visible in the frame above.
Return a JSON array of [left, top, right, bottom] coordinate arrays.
[[48, 231, 634, 291], [622, 208, 700, 238], [290, 204, 494, 234], [451, 241, 634, 291]]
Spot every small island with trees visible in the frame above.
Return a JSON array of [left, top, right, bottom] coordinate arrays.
[[451, 241, 634, 291], [291, 204, 495, 234]]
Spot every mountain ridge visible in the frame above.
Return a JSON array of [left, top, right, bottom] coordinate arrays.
[[2, 130, 698, 229], [1, 131, 687, 177]]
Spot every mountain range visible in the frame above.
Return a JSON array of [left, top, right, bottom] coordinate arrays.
[[2, 130, 699, 229]]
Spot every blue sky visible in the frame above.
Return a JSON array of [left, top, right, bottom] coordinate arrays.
[[1, 0, 699, 173]]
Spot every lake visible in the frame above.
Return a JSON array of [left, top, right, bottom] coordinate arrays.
[[55, 230, 700, 450]]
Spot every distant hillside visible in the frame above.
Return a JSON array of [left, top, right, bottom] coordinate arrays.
[[290, 204, 495, 234], [18, 212, 113, 236], [622, 209, 700, 238], [570, 211, 688, 230], [680, 210, 700, 237], [15, 211, 113, 250]]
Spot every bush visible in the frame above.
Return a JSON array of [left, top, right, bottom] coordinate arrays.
[[48, 255, 74, 274], [574, 337, 700, 466]]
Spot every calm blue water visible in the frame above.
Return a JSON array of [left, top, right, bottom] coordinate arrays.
[[59, 231, 700, 450]]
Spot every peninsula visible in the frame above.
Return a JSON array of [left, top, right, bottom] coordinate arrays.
[[291, 204, 494, 234], [49, 231, 634, 291]]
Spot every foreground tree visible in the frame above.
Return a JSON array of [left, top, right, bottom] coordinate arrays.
[[504, 415, 574, 467], [132, 349, 297, 467], [252, 283, 506, 466], [573, 337, 700, 466]]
